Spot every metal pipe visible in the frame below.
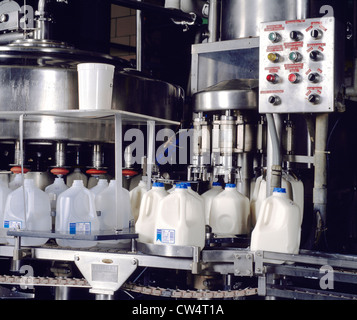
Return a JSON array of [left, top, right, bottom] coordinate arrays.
[[0, 32, 26, 45], [313, 113, 329, 246], [208, 0, 220, 42], [136, 0, 142, 71], [266, 114, 282, 196]]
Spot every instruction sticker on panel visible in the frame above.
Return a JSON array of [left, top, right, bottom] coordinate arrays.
[[156, 229, 175, 244]]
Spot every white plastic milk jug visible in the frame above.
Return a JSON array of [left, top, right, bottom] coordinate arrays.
[[45, 178, 69, 212], [9, 173, 23, 190], [201, 182, 223, 225], [66, 168, 88, 187], [0, 181, 12, 243], [210, 183, 250, 236], [3, 179, 51, 246], [250, 188, 302, 259], [250, 176, 293, 227], [185, 182, 205, 210], [95, 180, 133, 245], [55, 180, 99, 248], [283, 171, 304, 223], [90, 179, 109, 195], [154, 183, 205, 249], [135, 182, 168, 243], [130, 179, 147, 222]]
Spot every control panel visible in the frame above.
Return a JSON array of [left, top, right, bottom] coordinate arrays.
[[259, 17, 335, 113]]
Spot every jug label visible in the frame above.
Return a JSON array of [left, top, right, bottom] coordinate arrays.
[[69, 222, 91, 234], [156, 229, 175, 244], [4, 220, 22, 229]]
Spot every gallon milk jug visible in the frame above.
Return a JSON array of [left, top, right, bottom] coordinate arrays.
[[56, 180, 99, 248], [66, 168, 88, 187], [3, 179, 51, 246], [0, 181, 12, 243], [90, 179, 109, 196], [135, 182, 168, 243], [45, 178, 69, 212], [250, 176, 293, 227], [283, 171, 304, 223], [95, 180, 133, 245], [154, 183, 205, 249], [9, 173, 23, 190], [185, 182, 205, 209], [210, 184, 250, 236], [130, 179, 147, 222], [201, 182, 223, 225], [250, 188, 302, 261], [45, 178, 69, 230]]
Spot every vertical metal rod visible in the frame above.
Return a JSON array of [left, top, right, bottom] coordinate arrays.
[[208, 0, 220, 42], [313, 113, 329, 244], [136, 0, 142, 71], [146, 121, 155, 191], [19, 114, 27, 227], [55, 287, 70, 300], [266, 114, 282, 196], [115, 114, 124, 229]]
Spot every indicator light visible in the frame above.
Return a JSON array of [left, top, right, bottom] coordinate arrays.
[[310, 50, 323, 61], [267, 53, 280, 63], [311, 29, 323, 39], [268, 32, 281, 43], [290, 31, 303, 41], [308, 73, 321, 83], [308, 94, 321, 104], [289, 51, 302, 62], [288, 73, 301, 84], [266, 74, 279, 84], [268, 95, 281, 106]]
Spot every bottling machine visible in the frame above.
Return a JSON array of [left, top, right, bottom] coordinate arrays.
[[0, 0, 355, 302]]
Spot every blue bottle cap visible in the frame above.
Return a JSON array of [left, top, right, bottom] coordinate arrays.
[[212, 182, 221, 186], [153, 182, 164, 187], [273, 188, 286, 193], [176, 183, 188, 189], [226, 184, 236, 188]]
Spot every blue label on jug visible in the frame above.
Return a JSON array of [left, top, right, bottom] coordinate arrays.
[[4, 220, 22, 229], [156, 229, 175, 244], [69, 222, 91, 234]]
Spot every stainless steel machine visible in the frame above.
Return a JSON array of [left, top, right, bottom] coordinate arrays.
[[0, 0, 356, 303]]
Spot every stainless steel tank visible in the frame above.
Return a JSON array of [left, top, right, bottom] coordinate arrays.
[[221, 0, 310, 40], [0, 40, 184, 142]]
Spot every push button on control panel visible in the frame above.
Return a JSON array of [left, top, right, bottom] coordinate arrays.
[[308, 73, 321, 83], [288, 73, 301, 84], [311, 29, 323, 39], [308, 94, 321, 104], [268, 32, 281, 43], [289, 51, 302, 62], [267, 53, 281, 63], [266, 74, 279, 84], [290, 31, 303, 41], [268, 95, 281, 106], [310, 50, 323, 61]]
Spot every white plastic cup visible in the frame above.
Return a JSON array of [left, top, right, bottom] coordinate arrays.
[[77, 63, 115, 110]]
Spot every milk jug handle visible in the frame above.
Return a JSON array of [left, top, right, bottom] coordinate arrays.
[[178, 193, 188, 227], [262, 202, 272, 225], [84, 189, 96, 218], [144, 195, 152, 217]]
